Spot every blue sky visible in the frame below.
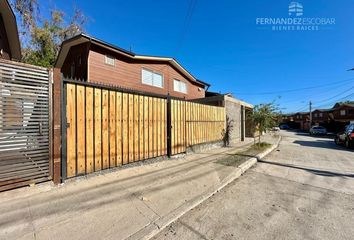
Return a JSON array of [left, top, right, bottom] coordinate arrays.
[[43, 0, 354, 113]]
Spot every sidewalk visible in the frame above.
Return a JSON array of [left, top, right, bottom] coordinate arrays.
[[0, 135, 279, 240]]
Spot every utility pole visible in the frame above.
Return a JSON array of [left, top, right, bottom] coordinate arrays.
[[309, 101, 312, 126]]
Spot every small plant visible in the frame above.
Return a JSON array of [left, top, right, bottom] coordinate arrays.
[[222, 115, 234, 147]]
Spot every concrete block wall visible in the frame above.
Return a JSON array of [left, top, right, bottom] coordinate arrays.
[[224, 98, 242, 144]]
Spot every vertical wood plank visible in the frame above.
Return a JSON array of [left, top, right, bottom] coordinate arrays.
[[86, 87, 94, 173], [122, 93, 129, 164], [76, 85, 85, 175], [109, 91, 116, 167], [134, 95, 139, 161], [171, 100, 175, 155], [144, 96, 149, 159], [128, 94, 134, 163], [148, 97, 153, 158], [161, 99, 166, 155], [102, 90, 109, 169], [66, 84, 76, 177], [157, 98, 161, 156], [116, 92, 122, 166], [94, 89, 102, 171], [153, 98, 158, 157], [139, 95, 144, 161]]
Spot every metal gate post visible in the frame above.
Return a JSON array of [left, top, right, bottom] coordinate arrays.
[[61, 78, 67, 181], [166, 94, 172, 157]]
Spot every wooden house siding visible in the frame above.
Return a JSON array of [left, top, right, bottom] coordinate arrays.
[[61, 42, 89, 80], [87, 45, 205, 99], [0, 15, 11, 60]]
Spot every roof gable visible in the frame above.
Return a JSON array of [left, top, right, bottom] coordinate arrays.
[[55, 34, 209, 87], [0, 0, 21, 60]]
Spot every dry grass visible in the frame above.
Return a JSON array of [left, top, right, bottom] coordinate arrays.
[[216, 142, 271, 167]]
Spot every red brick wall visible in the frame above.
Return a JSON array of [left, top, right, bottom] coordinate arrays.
[[88, 45, 205, 99]]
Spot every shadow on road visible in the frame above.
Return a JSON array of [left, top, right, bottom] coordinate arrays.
[[258, 159, 354, 178], [293, 139, 354, 152]]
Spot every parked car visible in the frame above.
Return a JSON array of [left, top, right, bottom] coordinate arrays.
[[272, 126, 280, 131], [309, 126, 327, 135], [279, 124, 290, 130], [334, 124, 354, 148]]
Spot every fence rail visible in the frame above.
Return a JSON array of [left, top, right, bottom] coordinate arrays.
[[63, 80, 225, 179]]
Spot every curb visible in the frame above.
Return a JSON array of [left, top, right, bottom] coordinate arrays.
[[126, 135, 282, 240]]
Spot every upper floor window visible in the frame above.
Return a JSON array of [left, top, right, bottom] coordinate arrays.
[[142, 68, 163, 88], [340, 110, 346, 116], [319, 113, 323, 117], [105, 55, 115, 66], [173, 79, 187, 94], [314, 113, 318, 118]]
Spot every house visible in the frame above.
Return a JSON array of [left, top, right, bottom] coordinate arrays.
[[54, 34, 209, 99], [312, 109, 332, 125], [331, 102, 354, 123], [0, 0, 21, 61], [285, 112, 310, 130]]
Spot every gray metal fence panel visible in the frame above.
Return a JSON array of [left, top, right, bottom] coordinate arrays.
[[0, 61, 50, 191]]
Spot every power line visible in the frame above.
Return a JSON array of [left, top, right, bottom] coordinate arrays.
[[313, 92, 354, 109], [234, 77, 354, 96], [175, 0, 198, 54], [288, 91, 354, 113]]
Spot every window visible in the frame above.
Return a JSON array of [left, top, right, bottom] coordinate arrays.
[[314, 113, 318, 118], [173, 79, 187, 93], [105, 55, 115, 66], [319, 113, 323, 117], [141, 68, 163, 88], [340, 110, 346, 116]]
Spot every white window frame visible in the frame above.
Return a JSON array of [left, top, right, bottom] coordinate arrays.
[[173, 79, 188, 94], [141, 68, 164, 88], [340, 109, 346, 116], [105, 55, 115, 66]]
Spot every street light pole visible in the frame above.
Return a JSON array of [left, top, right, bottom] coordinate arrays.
[[309, 101, 312, 126]]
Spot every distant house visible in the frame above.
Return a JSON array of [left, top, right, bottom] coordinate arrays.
[[331, 102, 354, 123], [54, 34, 209, 99], [312, 109, 332, 125], [0, 0, 21, 61]]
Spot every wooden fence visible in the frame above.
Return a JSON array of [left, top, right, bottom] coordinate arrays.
[[64, 83, 167, 178], [171, 100, 226, 155], [63, 81, 225, 178]]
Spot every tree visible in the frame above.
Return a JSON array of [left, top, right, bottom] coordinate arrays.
[[248, 102, 279, 144], [10, 0, 87, 67]]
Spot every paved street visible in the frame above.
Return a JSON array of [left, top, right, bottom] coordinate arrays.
[[154, 131, 354, 240]]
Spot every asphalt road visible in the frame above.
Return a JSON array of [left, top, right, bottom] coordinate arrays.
[[153, 131, 354, 240]]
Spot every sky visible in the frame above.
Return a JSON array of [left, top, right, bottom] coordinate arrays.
[[42, 0, 354, 113]]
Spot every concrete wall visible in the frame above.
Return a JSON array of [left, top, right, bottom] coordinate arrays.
[[224, 97, 242, 144]]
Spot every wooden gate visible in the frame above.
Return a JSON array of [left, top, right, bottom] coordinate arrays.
[[0, 60, 51, 191], [63, 81, 167, 178]]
